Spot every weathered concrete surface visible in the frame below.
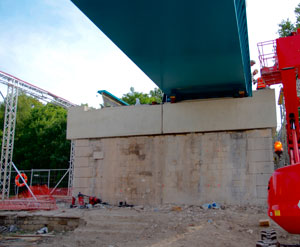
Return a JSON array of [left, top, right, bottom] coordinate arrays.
[[68, 89, 276, 206], [67, 104, 162, 139], [163, 89, 276, 133], [72, 129, 274, 206], [67, 89, 276, 139]]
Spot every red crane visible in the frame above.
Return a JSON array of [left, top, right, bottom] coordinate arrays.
[[258, 29, 300, 234]]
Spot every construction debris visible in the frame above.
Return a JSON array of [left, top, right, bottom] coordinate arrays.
[[118, 201, 134, 207], [0, 233, 55, 246], [36, 225, 48, 234], [171, 206, 182, 212], [0, 225, 18, 233], [259, 219, 271, 227], [202, 202, 221, 209], [0, 205, 299, 247]]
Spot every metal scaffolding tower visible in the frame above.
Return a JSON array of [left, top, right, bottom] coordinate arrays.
[[68, 141, 75, 196], [0, 82, 18, 199], [0, 71, 76, 199]]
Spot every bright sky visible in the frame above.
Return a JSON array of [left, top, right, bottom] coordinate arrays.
[[0, 0, 299, 109]]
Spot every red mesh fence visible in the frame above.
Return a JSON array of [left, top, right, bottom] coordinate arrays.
[[0, 185, 71, 211]]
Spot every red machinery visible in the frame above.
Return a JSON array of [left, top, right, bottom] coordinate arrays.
[[258, 29, 300, 234]]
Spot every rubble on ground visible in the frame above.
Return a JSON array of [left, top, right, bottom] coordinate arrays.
[[1, 204, 300, 247]]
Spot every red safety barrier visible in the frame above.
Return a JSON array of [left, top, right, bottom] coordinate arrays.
[[0, 185, 68, 211]]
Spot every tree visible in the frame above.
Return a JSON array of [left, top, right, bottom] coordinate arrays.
[[278, 3, 300, 37], [149, 88, 163, 103], [0, 94, 43, 139], [121, 87, 163, 105], [278, 19, 296, 37], [0, 94, 70, 170], [13, 103, 70, 170]]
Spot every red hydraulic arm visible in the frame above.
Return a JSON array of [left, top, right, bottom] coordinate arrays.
[[258, 30, 300, 164], [258, 29, 300, 234]]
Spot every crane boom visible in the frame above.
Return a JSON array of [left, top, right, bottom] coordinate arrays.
[[258, 29, 300, 234]]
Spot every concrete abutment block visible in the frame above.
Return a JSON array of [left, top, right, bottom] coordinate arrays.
[[68, 90, 276, 206]]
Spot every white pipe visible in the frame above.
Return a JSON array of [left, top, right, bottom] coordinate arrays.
[[50, 169, 69, 195]]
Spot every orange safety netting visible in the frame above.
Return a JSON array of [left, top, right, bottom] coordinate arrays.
[[0, 185, 70, 211]]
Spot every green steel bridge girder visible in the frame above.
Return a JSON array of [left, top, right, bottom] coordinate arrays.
[[72, 0, 252, 100]]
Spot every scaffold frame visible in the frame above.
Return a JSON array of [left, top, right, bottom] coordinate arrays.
[[0, 82, 18, 199], [0, 70, 76, 200]]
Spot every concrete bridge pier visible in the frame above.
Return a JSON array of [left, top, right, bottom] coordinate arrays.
[[67, 89, 276, 206]]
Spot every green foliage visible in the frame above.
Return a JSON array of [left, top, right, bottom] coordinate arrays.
[[121, 87, 163, 105], [149, 88, 163, 103], [295, 4, 300, 27], [278, 19, 296, 37], [0, 94, 70, 170], [278, 3, 300, 37], [15, 94, 43, 129]]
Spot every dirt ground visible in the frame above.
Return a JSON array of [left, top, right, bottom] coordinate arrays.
[[30, 204, 300, 247]]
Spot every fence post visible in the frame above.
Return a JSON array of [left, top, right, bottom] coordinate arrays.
[[48, 170, 50, 188], [30, 169, 33, 186]]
